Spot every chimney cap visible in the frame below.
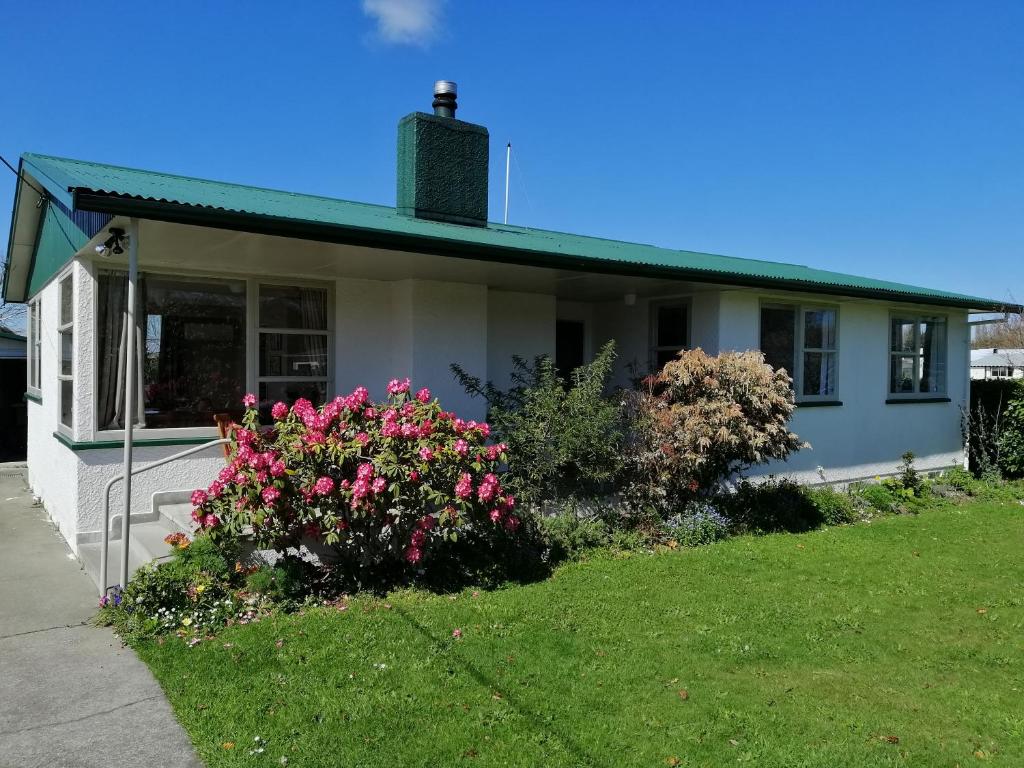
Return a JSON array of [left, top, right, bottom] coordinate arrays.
[[434, 80, 457, 96]]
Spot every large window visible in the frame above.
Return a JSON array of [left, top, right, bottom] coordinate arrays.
[[889, 315, 946, 396], [57, 274, 74, 429], [27, 298, 41, 395], [760, 304, 838, 400], [650, 301, 689, 371], [257, 284, 329, 420], [96, 272, 331, 431]]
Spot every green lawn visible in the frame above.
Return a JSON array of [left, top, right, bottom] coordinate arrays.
[[139, 501, 1024, 767]]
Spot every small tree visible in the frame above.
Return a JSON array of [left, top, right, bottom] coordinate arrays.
[[452, 341, 625, 505], [625, 348, 804, 513]]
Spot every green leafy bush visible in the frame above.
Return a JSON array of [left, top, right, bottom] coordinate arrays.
[[851, 483, 900, 514], [724, 478, 823, 534], [539, 510, 612, 562], [624, 349, 804, 514], [998, 396, 1024, 478], [804, 486, 858, 526], [452, 342, 625, 505], [665, 501, 731, 547]]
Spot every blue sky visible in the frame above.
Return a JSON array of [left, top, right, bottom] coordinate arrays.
[[1, 0, 1021, 314]]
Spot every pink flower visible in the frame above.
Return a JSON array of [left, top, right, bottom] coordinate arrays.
[[233, 472, 247, 484], [357, 463, 374, 480], [261, 486, 281, 505], [419, 515, 436, 530], [415, 387, 431, 403], [454, 439, 469, 457], [387, 377, 411, 396], [217, 467, 234, 483], [455, 472, 473, 499], [208, 480, 225, 498], [418, 446, 434, 462], [363, 407, 376, 420], [452, 628, 462, 639], [242, 392, 257, 408], [355, 432, 369, 445], [409, 470, 420, 482], [410, 529, 426, 547], [371, 476, 387, 495], [202, 514, 221, 528], [269, 460, 286, 478], [190, 489, 208, 506], [489, 508, 503, 523], [255, 470, 268, 484], [405, 546, 422, 564], [504, 515, 521, 533], [313, 476, 335, 496], [271, 401, 288, 420], [477, 473, 501, 503]]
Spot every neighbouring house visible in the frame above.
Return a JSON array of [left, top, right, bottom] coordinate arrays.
[[3, 82, 1020, 578], [970, 348, 1024, 380], [0, 325, 27, 461]]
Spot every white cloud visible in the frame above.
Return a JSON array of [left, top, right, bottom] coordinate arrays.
[[362, 0, 443, 47]]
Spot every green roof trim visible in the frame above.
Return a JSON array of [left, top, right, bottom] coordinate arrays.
[[0, 328, 26, 342], [12, 152, 1020, 313], [27, 199, 90, 296]]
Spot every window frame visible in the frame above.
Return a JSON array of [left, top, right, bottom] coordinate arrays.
[[758, 301, 840, 403], [92, 267, 334, 440], [887, 312, 948, 399], [56, 271, 74, 434], [27, 296, 41, 397], [648, 298, 692, 372]]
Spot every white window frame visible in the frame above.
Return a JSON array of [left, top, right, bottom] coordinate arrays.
[[92, 267, 334, 440], [57, 271, 74, 434], [27, 296, 41, 396], [649, 298, 692, 372], [888, 313, 948, 399], [759, 302, 840, 403], [252, 280, 333, 408]]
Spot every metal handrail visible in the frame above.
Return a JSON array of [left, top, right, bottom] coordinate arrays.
[[99, 438, 230, 597]]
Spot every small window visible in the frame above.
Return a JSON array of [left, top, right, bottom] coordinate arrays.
[[57, 274, 74, 430], [27, 298, 41, 394], [257, 284, 330, 420], [889, 315, 946, 396], [650, 301, 689, 371], [759, 304, 838, 400]]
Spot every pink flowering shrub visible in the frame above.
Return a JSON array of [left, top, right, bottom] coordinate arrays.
[[190, 382, 520, 573]]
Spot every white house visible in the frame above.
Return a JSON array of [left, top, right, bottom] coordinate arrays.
[[3, 83, 1019, 579], [970, 348, 1024, 380]]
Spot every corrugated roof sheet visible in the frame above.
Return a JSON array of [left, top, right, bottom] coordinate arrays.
[[970, 349, 1024, 367], [19, 152, 1019, 312]]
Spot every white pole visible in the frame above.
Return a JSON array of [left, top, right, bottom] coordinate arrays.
[[119, 218, 139, 590], [503, 142, 511, 225]]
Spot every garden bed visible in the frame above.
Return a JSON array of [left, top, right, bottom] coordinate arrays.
[[137, 498, 1024, 767]]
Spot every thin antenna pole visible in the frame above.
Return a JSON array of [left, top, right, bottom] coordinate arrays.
[[503, 142, 511, 225]]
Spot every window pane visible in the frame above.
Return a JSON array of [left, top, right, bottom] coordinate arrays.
[[655, 304, 687, 349], [60, 380, 73, 428], [891, 319, 915, 352], [258, 381, 327, 421], [142, 277, 247, 428], [60, 331, 73, 376], [803, 352, 836, 396], [259, 333, 328, 378], [259, 285, 328, 330], [555, 320, 586, 380], [804, 309, 836, 349], [760, 306, 795, 375], [920, 319, 946, 393], [59, 277, 73, 326], [890, 355, 916, 393]]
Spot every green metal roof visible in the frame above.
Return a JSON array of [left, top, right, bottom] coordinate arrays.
[[10, 152, 1020, 313]]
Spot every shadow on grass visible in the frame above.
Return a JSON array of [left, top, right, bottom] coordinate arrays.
[[390, 601, 604, 767]]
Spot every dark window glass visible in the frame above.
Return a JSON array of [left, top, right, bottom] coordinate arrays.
[[656, 305, 687, 349], [259, 333, 329, 378], [555, 320, 586, 380], [60, 380, 73, 428], [59, 276, 73, 326], [760, 306, 795, 375], [259, 285, 328, 330]]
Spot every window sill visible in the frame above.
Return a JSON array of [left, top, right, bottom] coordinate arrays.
[[885, 397, 952, 405], [23, 391, 42, 404], [53, 431, 222, 452], [796, 400, 843, 408]]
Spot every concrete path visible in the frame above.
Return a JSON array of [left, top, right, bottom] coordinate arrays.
[[0, 471, 203, 768]]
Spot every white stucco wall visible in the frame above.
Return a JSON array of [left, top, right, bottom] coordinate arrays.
[[489, 290, 556, 391], [718, 292, 970, 483]]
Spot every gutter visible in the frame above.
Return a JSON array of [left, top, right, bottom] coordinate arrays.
[[72, 191, 1023, 315]]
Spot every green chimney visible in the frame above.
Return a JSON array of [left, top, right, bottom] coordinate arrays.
[[397, 81, 489, 227]]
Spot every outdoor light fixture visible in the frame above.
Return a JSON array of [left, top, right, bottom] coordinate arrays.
[[94, 228, 126, 256]]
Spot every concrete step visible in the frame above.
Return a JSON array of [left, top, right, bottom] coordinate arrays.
[[79, 517, 178, 593], [159, 502, 196, 534]]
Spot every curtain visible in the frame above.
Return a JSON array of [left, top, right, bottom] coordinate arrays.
[[300, 288, 328, 378], [97, 272, 146, 429]]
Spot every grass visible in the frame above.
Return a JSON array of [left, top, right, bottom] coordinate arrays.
[[138, 500, 1024, 767]]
